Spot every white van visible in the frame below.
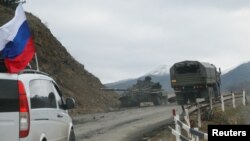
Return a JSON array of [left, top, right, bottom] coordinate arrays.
[[0, 69, 75, 141]]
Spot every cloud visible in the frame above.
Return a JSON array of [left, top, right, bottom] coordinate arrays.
[[24, 0, 250, 83]]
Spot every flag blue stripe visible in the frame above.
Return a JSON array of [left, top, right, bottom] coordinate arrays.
[[1, 21, 31, 59]]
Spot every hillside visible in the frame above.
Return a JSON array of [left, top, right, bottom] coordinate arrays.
[[221, 62, 250, 92], [0, 5, 119, 114]]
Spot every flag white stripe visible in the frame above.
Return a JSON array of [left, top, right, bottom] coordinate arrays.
[[0, 4, 26, 51]]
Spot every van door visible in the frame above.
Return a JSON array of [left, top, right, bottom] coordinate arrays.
[[50, 82, 71, 141], [30, 79, 68, 141], [29, 79, 55, 141], [0, 76, 19, 141]]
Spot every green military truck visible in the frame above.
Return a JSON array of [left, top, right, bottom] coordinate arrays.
[[170, 61, 221, 105]]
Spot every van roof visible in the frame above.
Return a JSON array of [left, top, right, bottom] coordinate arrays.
[[19, 69, 49, 76]]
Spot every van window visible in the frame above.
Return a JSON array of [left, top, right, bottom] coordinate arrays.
[[52, 84, 65, 109], [0, 80, 18, 112], [29, 80, 57, 109]]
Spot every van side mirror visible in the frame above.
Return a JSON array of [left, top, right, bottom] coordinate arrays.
[[65, 98, 75, 109]]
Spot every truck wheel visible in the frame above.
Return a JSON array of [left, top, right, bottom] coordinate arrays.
[[69, 129, 75, 141]]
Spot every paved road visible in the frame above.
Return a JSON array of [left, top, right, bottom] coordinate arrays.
[[74, 104, 181, 141]]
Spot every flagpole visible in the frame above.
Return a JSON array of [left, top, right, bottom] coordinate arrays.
[[27, 63, 31, 69], [35, 53, 39, 71]]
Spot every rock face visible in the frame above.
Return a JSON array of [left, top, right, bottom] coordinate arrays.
[[0, 5, 119, 114]]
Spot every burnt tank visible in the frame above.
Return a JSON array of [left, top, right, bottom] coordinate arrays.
[[170, 61, 221, 105], [118, 76, 168, 107]]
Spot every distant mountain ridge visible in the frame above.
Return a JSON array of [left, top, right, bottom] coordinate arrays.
[[221, 61, 250, 92], [145, 65, 169, 76], [105, 65, 172, 92], [106, 62, 250, 93]]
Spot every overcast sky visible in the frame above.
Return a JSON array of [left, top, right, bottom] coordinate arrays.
[[23, 0, 250, 83]]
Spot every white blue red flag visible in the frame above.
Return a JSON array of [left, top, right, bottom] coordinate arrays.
[[0, 4, 35, 73]]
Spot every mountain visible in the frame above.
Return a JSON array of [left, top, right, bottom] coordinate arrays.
[[145, 65, 169, 76], [221, 62, 250, 92], [105, 65, 172, 92], [105, 78, 137, 89], [106, 62, 250, 94], [0, 5, 119, 114]]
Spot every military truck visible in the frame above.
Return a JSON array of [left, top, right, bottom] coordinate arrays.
[[170, 61, 221, 105]]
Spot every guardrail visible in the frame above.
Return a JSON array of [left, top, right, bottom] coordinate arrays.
[[170, 90, 247, 141], [220, 90, 247, 112], [170, 114, 208, 141]]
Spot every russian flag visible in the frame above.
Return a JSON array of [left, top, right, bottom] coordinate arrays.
[[0, 4, 35, 73]]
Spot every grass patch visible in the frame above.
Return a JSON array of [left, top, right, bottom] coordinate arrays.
[[197, 106, 244, 132]]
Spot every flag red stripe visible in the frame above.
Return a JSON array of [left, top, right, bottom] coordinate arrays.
[[4, 38, 35, 73]]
